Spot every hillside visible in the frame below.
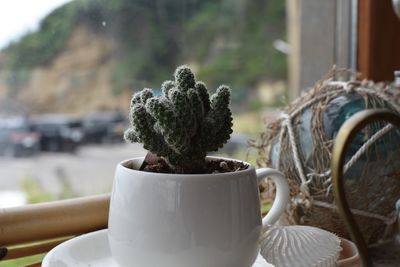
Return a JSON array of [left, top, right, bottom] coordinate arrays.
[[0, 0, 286, 114]]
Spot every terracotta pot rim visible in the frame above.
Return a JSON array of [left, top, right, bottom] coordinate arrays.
[[337, 238, 360, 266]]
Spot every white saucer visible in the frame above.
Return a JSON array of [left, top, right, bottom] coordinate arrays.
[[43, 229, 273, 267]]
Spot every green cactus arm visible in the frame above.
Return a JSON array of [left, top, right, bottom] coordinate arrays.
[[209, 86, 231, 128], [175, 65, 195, 93], [169, 88, 196, 136], [123, 128, 139, 143], [213, 115, 233, 149], [198, 114, 231, 152], [130, 92, 142, 108], [125, 104, 156, 145], [130, 88, 154, 108], [126, 104, 154, 143], [195, 81, 211, 114], [141, 88, 154, 103], [203, 118, 233, 151], [195, 116, 216, 152], [126, 104, 176, 158], [161, 80, 175, 98], [204, 85, 233, 151], [145, 97, 189, 154], [187, 88, 205, 134], [210, 85, 230, 113]]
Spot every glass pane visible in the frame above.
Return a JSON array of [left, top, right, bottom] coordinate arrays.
[[0, 0, 287, 206]]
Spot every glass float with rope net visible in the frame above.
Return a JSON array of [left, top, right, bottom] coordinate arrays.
[[254, 69, 400, 247]]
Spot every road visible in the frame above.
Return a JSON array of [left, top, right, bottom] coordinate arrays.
[[0, 143, 146, 198]]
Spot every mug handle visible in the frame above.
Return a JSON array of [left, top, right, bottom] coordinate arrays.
[[256, 168, 290, 228]]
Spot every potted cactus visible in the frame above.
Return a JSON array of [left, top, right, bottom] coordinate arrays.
[[108, 65, 290, 267], [123, 65, 242, 173]]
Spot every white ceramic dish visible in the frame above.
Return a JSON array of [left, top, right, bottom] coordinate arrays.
[[42, 229, 274, 267]]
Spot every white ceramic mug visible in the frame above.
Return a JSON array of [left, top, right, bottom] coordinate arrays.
[[108, 157, 289, 267]]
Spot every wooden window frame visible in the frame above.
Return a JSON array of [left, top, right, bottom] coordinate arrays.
[[358, 0, 400, 80]]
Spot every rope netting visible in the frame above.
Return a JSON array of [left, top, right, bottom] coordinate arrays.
[[254, 70, 400, 245]]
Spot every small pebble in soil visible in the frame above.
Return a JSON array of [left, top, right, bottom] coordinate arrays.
[[219, 161, 229, 170]]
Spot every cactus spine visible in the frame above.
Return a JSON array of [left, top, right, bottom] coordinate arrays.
[[124, 65, 233, 173]]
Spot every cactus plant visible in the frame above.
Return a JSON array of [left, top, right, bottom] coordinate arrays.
[[124, 65, 233, 173]]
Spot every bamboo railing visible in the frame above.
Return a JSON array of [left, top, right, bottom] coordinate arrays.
[[0, 194, 110, 264]]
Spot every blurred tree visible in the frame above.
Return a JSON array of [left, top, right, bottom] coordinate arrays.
[[3, 0, 286, 99]]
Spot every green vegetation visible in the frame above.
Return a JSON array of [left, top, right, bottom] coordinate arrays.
[[3, 0, 105, 92], [3, 0, 286, 99], [20, 174, 80, 203], [0, 254, 44, 267], [21, 176, 55, 203], [233, 111, 265, 136], [6, 4, 75, 69]]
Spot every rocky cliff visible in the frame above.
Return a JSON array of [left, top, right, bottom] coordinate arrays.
[[0, 26, 131, 114]]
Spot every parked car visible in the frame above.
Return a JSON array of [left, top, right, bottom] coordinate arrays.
[[0, 117, 40, 157], [31, 115, 84, 152], [82, 111, 127, 144]]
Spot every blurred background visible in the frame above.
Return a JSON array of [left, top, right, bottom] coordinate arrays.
[[1, 0, 399, 211], [0, 0, 400, 265], [0, 0, 288, 210]]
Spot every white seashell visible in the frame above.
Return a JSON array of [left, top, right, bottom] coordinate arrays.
[[260, 225, 341, 267], [253, 254, 275, 267]]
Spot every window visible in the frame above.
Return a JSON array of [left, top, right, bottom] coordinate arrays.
[[0, 0, 288, 207]]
